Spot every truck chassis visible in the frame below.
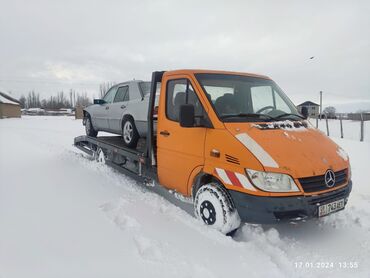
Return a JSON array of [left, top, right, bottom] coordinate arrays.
[[74, 92, 195, 216]]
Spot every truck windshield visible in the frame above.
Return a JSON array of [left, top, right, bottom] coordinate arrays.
[[195, 73, 302, 122]]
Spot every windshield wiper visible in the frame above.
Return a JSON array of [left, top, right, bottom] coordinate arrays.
[[273, 113, 305, 120], [220, 113, 275, 121]]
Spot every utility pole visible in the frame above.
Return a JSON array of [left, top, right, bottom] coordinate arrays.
[[319, 91, 323, 120]]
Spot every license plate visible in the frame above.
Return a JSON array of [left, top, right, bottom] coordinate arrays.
[[318, 199, 345, 217]]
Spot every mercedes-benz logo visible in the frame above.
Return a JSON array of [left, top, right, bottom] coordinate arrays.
[[325, 170, 336, 188]]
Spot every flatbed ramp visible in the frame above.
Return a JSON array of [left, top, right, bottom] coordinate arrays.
[[74, 135, 194, 216], [74, 135, 145, 156]]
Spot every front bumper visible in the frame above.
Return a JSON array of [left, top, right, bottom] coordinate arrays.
[[228, 180, 352, 224]]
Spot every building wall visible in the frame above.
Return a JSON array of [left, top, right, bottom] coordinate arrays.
[[298, 105, 319, 117], [0, 103, 21, 119], [75, 106, 84, 119]]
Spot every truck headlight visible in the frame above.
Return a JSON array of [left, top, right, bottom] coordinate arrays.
[[246, 169, 300, 192]]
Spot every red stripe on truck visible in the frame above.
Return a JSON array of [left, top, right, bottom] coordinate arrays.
[[225, 170, 243, 188]]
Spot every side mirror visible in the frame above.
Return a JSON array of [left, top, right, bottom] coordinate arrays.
[[94, 99, 106, 105], [179, 104, 195, 127], [301, 106, 308, 119]]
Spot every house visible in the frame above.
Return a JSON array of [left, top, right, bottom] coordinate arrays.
[[297, 101, 320, 118], [0, 92, 21, 119]]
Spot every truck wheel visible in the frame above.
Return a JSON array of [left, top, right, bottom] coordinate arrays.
[[122, 117, 139, 148], [194, 183, 241, 234], [85, 116, 98, 137]]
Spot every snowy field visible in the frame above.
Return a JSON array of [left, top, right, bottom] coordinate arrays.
[[315, 118, 369, 142], [1, 116, 370, 278]]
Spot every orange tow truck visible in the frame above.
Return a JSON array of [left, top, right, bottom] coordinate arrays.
[[75, 70, 352, 234]]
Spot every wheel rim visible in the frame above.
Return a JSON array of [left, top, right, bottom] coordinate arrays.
[[200, 200, 216, 225], [123, 121, 133, 143], [86, 118, 91, 134]]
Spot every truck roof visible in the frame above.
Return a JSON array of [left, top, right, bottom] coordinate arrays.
[[165, 69, 272, 80], [114, 70, 271, 87]]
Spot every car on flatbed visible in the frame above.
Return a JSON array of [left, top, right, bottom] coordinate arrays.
[[83, 80, 158, 148], [76, 69, 352, 234]]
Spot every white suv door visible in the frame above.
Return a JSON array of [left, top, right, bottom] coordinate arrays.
[[94, 86, 117, 130], [108, 85, 129, 133]]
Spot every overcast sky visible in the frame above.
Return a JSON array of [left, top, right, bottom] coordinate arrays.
[[0, 0, 369, 110]]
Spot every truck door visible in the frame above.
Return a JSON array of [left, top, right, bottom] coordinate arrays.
[[108, 85, 129, 132], [94, 86, 117, 130], [157, 77, 207, 195]]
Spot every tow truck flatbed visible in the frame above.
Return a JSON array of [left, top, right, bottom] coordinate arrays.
[[74, 134, 194, 215], [74, 135, 154, 182], [74, 135, 146, 157]]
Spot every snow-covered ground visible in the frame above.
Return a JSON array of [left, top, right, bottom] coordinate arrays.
[[1, 116, 369, 278], [315, 118, 369, 142]]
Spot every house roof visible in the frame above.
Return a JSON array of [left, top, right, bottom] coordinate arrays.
[[297, 101, 319, 107], [0, 92, 20, 105]]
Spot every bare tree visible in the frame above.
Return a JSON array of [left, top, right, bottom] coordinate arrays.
[[75, 92, 92, 107], [26, 90, 41, 108], [20, 89, 92, 110], [19, 95, 26, 108], [99, 82, 115, 98], [323, 106, 336, 119]]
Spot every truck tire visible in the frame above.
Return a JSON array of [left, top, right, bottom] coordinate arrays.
[[194, 183, 241, 234], [122, 117, 139, 148], [85, 115, 98, 137]]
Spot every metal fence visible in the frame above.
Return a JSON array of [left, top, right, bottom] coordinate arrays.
[[347, 113, 370, 121], [314, 115, 367, 142]]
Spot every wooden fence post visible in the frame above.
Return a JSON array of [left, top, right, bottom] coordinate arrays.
[[360, 113, 364, 142], [340, 115, 343, 138], [325, 114, 329, 136]]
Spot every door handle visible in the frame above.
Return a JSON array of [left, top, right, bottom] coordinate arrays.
[[121, 105, 126, 109], [160, 130, 170, 137], [105, 106, 109, 110]]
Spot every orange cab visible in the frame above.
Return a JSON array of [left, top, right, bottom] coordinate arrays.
[[156, 70, 351, 233]]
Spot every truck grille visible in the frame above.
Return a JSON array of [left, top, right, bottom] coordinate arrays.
[[298, 169, 347, 193], [307, 188, 348, 205]]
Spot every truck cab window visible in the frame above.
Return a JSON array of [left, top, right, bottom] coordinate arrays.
[[166, 79, 204, 122], [251, 86, 292, 115], [250, 86, 274, 112], [196, 73, 299, 121]]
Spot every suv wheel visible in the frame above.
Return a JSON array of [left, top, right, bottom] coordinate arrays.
[[122, 117, 139, 148], [85, 116, 98, 137]]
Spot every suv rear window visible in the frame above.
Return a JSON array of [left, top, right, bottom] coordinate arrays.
[[139, 82, 151, 95], [139, 82, 161, 96]]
